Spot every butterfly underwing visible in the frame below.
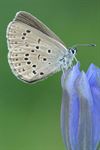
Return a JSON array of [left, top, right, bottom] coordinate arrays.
[[6, 11, 75, 83]]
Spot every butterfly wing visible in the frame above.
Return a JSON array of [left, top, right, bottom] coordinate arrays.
[[14, 11, 65, 45], [7, 12, 68, 83]]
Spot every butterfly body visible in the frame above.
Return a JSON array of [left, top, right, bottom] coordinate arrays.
[[6, 11, 75, 83]]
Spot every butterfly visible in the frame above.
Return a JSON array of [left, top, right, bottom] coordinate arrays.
[[6, 11, 77, 83]]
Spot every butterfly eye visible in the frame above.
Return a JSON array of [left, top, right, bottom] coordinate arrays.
[[70, 48, 77, 55], [71, 49, 75, 54]]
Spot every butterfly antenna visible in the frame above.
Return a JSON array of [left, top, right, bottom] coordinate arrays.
[[69, 44, 96, 64], [71, 43, 96, 48]]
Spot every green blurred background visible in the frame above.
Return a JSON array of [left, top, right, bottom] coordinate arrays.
[[0, 0, 99, 149]]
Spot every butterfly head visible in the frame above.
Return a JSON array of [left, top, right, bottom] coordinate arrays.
[[59, 47, 77, 70], [61, 43, 96, 70], [69, 47, 77, 55]]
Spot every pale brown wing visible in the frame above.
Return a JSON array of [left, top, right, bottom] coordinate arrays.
[[7, 21, 67, 83], [14, 11, 65, 45]]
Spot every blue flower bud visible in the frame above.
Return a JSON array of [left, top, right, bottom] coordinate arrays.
[[61, 63, 100, 150]]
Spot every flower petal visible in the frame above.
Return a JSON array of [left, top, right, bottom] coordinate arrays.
[[87, 64, 100, 88], [61, 63, 80, 150], [76, 72, 93, 150], [61, 62, 80, 89], [86, 64, 97, 80], [87, 65, 100, 149]]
